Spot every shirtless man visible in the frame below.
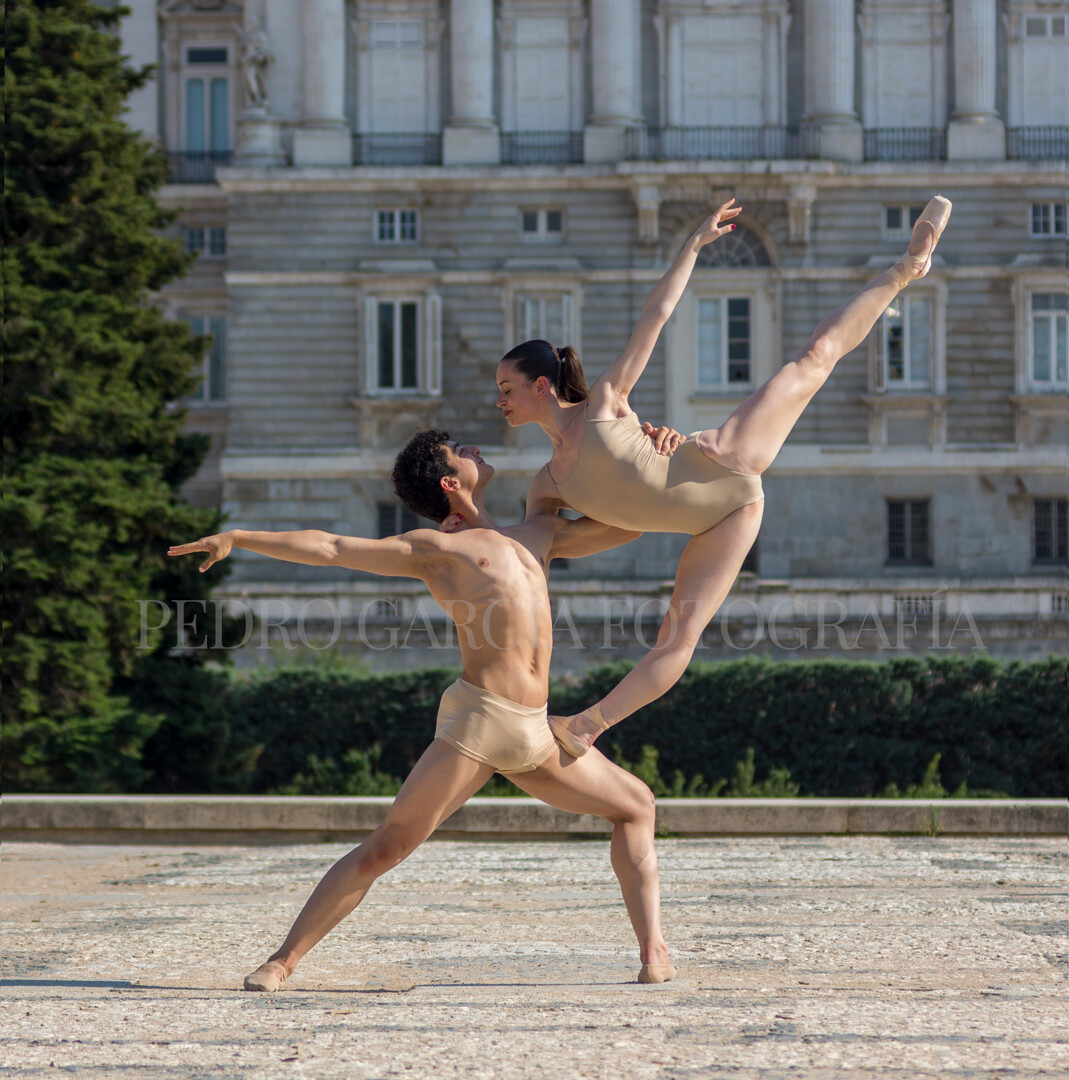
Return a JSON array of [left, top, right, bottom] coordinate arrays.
[[168, 429, 676, 990]]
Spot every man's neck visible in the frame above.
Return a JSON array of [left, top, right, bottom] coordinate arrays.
[[443, 495, 498, 534]]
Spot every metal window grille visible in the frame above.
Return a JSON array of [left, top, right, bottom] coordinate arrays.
[[887, 499, 931, 564], [1034, 498, 1068, 563]]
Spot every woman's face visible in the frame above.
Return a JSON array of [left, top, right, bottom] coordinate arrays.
[[495, 360, 544, 426]]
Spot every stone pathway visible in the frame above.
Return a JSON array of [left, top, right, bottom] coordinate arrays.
[[2, 837, 1066, 1078]]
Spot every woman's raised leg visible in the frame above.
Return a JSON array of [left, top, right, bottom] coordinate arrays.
[[555, 498, 764, 751], [695, 196, 952, 476], [244, 740, 494, 990], [509, 745, 673, 980]]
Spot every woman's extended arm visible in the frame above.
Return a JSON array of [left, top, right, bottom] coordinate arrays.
[[591, 198, 741, 405]]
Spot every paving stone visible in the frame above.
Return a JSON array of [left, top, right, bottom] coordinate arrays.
[[1, 837, 1066, 1079]]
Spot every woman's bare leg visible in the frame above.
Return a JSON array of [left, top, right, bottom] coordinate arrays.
[[695, 209, 946, 476], [560, 498, 763, 751], [509, 746, 670, 971], [248, 741, 493, 983]]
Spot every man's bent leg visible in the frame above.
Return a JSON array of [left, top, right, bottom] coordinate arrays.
[[246, 740, 493, 990], [508, 747, 672, 980]]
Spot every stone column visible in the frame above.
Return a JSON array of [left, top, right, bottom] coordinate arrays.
[[584, 0, 642, 162], [803, 0, 862, 162], [293, 0, 350, 166], [948, 0, 1005, 159], [443, 0, 499, 164]]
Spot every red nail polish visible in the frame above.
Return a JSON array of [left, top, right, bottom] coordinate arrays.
[[731, 224, 736, 230]]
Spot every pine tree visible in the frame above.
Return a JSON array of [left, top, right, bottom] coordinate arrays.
[[3, 0, 224, 790]]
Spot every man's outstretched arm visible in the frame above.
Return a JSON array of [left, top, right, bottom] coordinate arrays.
[[168, 528, 440, 578]]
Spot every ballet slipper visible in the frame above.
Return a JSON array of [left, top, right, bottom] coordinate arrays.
[[638, 963, 677, 984], [549, 704, 611, 758], [243, 960, 289, 992], [888, 195, 952, 288]]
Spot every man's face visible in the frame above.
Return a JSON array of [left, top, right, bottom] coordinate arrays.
[[440, 440, 494, 498]]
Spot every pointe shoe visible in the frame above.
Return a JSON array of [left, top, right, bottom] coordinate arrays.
[[243, 960, 289, 992], [548, 705, 611, 759], [889, 195, 952, 288], [638, 963, 677, 984]]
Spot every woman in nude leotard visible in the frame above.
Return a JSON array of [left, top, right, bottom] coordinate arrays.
[[493, 195, 953, 756]]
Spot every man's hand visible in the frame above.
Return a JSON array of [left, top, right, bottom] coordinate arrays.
[[168, 532, 235, 572], [642, 422, 687, 456]]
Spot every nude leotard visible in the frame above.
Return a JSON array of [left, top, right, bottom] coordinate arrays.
[[547, 411, 763, 536], [435, 678, 557, 774]]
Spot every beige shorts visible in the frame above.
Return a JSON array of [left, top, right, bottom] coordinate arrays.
[[434, 678, 557, 774]]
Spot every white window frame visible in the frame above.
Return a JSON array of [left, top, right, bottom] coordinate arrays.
[[184, 226, 227, 259], [179, 43, 234, 153], [185, 313, 227, 404], [519, 208, 564, 243], [1007, 2, 1069, 126], [876, 293, 935, 391], [373, 209, 420, 244], [1028, 290, 1069, 391], [1024, 12, 1068, 37], [882, 204, 925, 240], [694, 294, 754, 392], [1029, 202, 1067, 238], [363, 293, 441, 397]]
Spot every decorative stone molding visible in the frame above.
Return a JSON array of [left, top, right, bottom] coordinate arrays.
[[862, 394, 953, 448], [350, 395, 443, 448], [631, 182, 662, 244], [787, 184, 818, 247]]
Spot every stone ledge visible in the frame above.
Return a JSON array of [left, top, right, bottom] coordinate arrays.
[[2, 796, 1064, 841]]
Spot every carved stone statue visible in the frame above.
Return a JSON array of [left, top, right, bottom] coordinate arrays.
[[241, 21, 273, 110]]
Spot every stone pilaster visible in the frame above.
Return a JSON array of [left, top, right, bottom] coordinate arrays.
[[948, 0, 1005, 160], [803, 0, 862, 162], [292, 0, 350, 166], [584, 0, 642, 163], [443, 0, 499, 165]]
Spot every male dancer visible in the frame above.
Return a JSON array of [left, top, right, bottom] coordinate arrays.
[[169, 429, 677, 989]]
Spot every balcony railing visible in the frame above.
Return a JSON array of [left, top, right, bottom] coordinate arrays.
[[863, 128, 947, 161], [500, 131, 584, 165], [1007, 126, 1069, 160], [166, 151, 233, 183], [624, 125, 820, 161], [353, 133, 443, 166]]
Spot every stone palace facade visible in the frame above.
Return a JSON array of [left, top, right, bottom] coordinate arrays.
[[120, 0, 1067, 667]]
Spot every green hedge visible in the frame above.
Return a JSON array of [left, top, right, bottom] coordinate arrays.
[[117, 655, 1066, 798]]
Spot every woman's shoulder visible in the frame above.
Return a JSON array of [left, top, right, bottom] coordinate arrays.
[[584, 379, 633, 421]]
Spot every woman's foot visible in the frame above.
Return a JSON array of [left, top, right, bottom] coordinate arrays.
[[889, 195, 953, 288], [548, 705, 611, 758], [243, 959, 290, 992], [638, 963, 678, 984]]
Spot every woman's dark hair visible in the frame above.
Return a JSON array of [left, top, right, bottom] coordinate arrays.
[[391, 428, 454, 523], [500, 339, 588, 403]]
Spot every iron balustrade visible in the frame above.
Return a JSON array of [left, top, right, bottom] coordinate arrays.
[[353, 133, 443, 166], [863, 128, 947, 161], [166, 151, 234, 183], [1007, 126, 1069, 160], [500, 131, 584, 165], [623, 125, 820, 161]]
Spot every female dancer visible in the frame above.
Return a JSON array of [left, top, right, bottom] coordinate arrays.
[[494, 195, 952, 756]]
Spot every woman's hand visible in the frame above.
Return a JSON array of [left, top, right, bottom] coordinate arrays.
[[642, 422, 687, 456], [168, 531, 236, 572], [690, 198, 742, 249]]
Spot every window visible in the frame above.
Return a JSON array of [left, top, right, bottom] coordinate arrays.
[[887, 499, 931, 565], [375, 209, 420, 244], [879, 294, 932, 390], [883, 205, 925, 239], [1012, 5, 1069, 126], [512, 17, 571, 131], [1030, 203, 1067, 237], [369, 20, 426, 132], [185, 315, 226, 402], [520, 208, 563, 241], [697, 297, 752, 389], [363, 294, 441, 396], [184, 227, 227, 257], [674, 14, 764, 125], [1025, 14, 1067, 37], [377, 503, 419, 538], [515, 293, 572, 343], [183, 47, 230, 153], [1034, 498, 1068, 563], [1030, 293, 1068, 389]]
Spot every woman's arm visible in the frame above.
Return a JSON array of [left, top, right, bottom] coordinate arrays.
[[168, 528, 440, 578], [591, 199, 741, 405]]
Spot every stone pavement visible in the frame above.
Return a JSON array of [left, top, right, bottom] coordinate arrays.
[[2, 837, 1066, 1079]]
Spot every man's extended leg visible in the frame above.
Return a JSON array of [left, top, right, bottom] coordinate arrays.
[[508, 746, 673, 981], [245, 740, 493, 990]]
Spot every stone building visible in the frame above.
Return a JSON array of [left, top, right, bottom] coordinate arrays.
[[121, 0, 1067, 667]]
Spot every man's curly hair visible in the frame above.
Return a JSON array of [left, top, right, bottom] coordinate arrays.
[[392, 428, 454, 523]]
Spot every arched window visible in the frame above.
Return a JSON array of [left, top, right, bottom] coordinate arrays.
[[695, 226, 771, 268]]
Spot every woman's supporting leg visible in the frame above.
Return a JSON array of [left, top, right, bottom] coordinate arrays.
[[246, 740, 493, 987], [510, 746, 670, 974], [695, 200, 950, 477], [556, 498, 764, 748]]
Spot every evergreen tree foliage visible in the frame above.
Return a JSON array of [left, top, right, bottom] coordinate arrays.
[[3, 0, 223, 790]]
